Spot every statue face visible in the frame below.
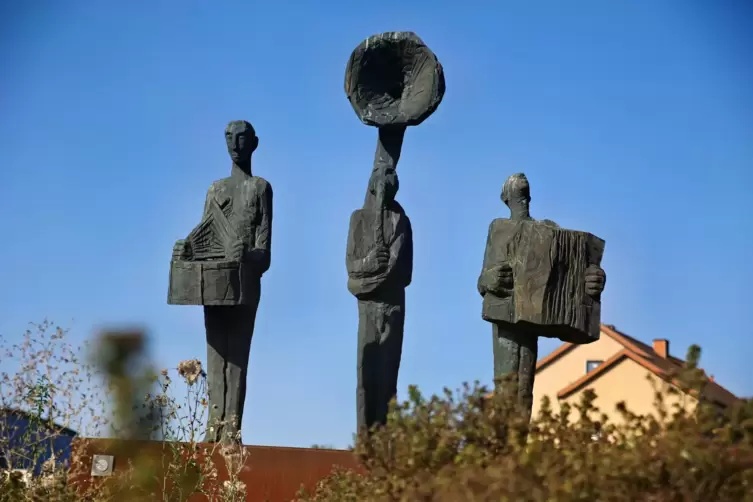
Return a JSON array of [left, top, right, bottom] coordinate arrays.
[[225, 122, 256, 164]]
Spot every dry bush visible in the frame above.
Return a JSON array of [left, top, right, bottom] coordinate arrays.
[[0, 321, 249, 502], [0, 320, 111, 501], [297, 346, 753, 502]]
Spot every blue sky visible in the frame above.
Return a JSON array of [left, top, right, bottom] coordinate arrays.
[[1, 0, 751, 448]]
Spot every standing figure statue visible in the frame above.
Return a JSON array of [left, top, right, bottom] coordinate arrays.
[[168, 120, 272, 443], [346, 163, 413, 431], [477, 173, 606, 420], [343, 31, 445, 431]]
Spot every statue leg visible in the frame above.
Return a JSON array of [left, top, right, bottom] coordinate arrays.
[[203, 290, 259, 443], [356, 299, 379, 432], [492, 323, 538, 420], [516, 331, 538, 419], [374, 299, 404, 427], [204, 306, 229, 442], [224, 303, 258, 442], [357, 296, 405, 431]]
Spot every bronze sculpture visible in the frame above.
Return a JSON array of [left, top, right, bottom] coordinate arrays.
[[344, 31, 445, 431], [168, 120, 272, 443], [477, 173, 606, 419]]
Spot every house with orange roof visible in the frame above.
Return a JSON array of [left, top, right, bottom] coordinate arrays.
[[531, 324, 740, 423]]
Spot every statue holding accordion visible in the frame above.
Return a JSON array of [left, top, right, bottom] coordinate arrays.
[[168, 120, 272, 443], [477, 173, 606, 418]]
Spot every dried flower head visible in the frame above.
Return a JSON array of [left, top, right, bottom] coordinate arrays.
[[177, 359, 204, 385]]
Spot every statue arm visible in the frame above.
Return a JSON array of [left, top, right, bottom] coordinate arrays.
[[356, 214, 412, 290], [201, 183, 217, 220], [246, 181, 273, 274], [477, 222, 494, 296], [345, 211, 371, 278], [477, 221, 514, 297], [347, 212, 411, 297], [386, 216, 412, 288]]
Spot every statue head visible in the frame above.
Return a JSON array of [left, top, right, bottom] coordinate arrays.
[[225, 120, 258, 165], [365, 165, 399, 208], [501, 173, 530, 209]]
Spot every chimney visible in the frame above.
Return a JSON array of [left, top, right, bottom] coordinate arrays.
[[653, 339, 669, 359]]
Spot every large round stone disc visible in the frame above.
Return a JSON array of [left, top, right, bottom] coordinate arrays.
[[345, 31, 446, 127]]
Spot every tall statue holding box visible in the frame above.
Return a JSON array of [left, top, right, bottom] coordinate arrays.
[[168, 120, 272, 443], [477, 173, 606, 419], [344, 32, 445, 432]]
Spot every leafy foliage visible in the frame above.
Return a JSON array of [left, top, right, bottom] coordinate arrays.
[[1, 322, 751, 501], [297, 347, 753, 502]]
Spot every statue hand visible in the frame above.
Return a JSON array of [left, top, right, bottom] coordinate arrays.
[[363, 247, 389, 274], [172, 240, 187, 260], [228, 240, 245, 261], [487, 264, 514, 296], [585, 265, 606, 297]]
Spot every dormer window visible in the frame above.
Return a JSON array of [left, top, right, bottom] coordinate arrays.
[[586, 360, 603, 373]]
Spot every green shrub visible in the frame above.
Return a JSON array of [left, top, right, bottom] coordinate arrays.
[[297, 347, 753, 502], [2, 322, 751, 501]]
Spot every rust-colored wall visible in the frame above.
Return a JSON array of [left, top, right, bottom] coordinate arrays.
[[69, 438, 363, 502]]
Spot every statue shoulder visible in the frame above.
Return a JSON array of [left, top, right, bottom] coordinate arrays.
[[255, 177, 273, 204], [489, 217, 509, 231], [206, 177, 229, 195], [252, 176, 272, 191], [349, 208, 364, 223], [538, 218, 559, 228]]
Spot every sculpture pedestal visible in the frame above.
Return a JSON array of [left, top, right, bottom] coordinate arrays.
[[69, 438, 361, 502]]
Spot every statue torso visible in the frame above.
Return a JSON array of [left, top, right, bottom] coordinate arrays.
[[207, 175, 269, 243], [349, 207, 404, 257]]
